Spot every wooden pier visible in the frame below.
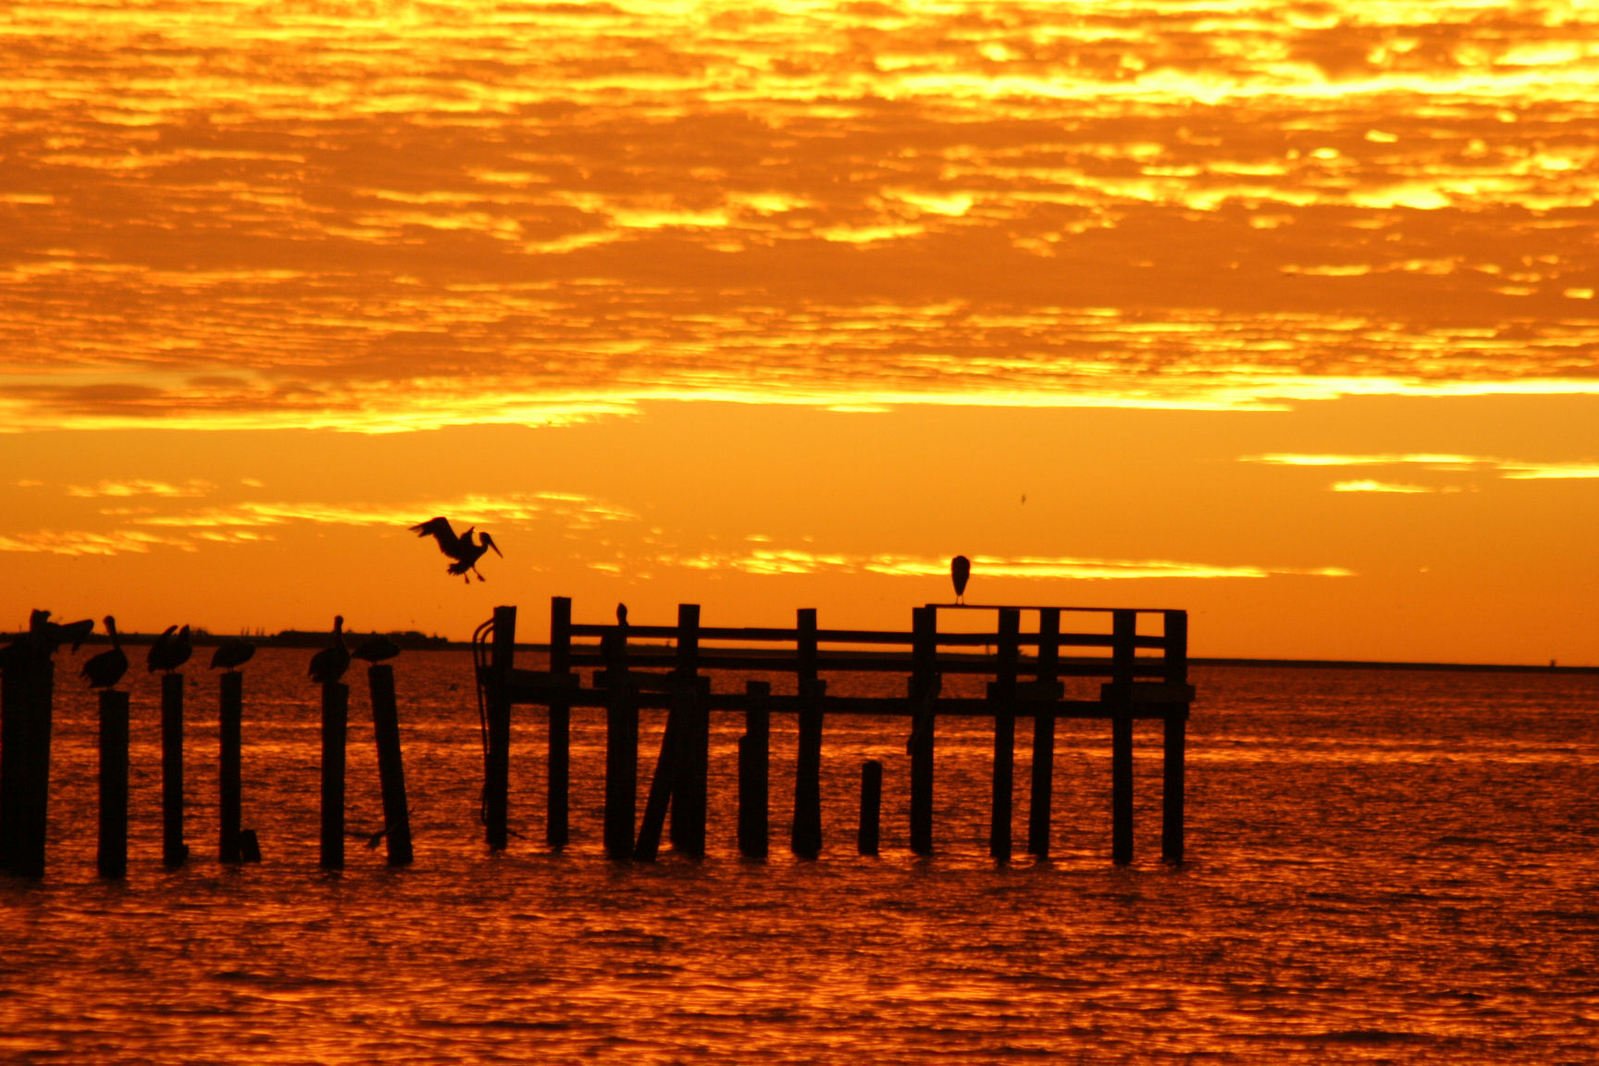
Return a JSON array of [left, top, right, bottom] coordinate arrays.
[[477, 597, 1195, 865]]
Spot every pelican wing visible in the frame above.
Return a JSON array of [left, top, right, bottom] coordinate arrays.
[[410, 516, 462, 556]]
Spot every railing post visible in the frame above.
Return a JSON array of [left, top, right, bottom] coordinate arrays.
[[909, 605, 938, 856], [1028, 608, 1060, 858], [990, 608, 1019, 862], [738, 680, 770, 858], [547, 597, 572, 850], [792, 608, 823, 858], [603, 623, 638, 860], [1162, 610, 1189, 865], [1111, 609, 1136, 865], [485, 605, 515, 851], [669, 604, 705, 857]]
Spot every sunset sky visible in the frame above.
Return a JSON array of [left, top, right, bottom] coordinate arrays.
[[2, 0, 1595, 663]]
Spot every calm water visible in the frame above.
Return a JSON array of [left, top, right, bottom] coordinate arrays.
[[2, 651, 1595, 1062]]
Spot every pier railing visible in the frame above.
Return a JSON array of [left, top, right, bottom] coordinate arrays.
[[476, 597, 1194, 865]]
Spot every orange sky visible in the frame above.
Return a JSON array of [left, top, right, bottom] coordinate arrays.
[[2, 1, 1596, 662]]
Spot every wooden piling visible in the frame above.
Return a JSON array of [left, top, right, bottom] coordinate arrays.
[[0, 643, 41, 873], [989, 608, 1019, 863], [160, 671, 187, 868], [1162, 610, 1189, 865], [96, 689, 129, 880], [668, 604, 706, 858], [792, 608, 823, 859], [10, 646, 55, 879], [858, 759, 882, 856], [485, 605, 515, 851], [1028, 608, 1059, 858], [909, 605, 937, 856], [738, 680, 770, 858], [320, 682, 348, 870], [1111, 609, 1136, 865], [547, 597, 572, 850], [634, 704, 680, 862], [602, 628, 638, 860], [368, 664, 413, 867], [218, 670, 244, 863]]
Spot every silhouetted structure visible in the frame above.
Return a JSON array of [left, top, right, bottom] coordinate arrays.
[[478, 596, 1194, 866], [410, 516, 501, 583], [951, 555, 971, 604]]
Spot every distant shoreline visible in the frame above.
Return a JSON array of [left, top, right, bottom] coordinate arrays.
[[10, 631, 1594, 675]]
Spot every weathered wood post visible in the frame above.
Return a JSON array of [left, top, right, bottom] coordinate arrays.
[[634, 704, 681, 862], [547, 596, 573, 850], [0, 641, 46, 874], [858, 759, 882, 856], [369, 664, 413, 866], [792, 608, 823, 859], [320, 681, 348, 870], [160, 671, 187, 868], [1028, 608, 1060, 858], [602, 624, 638, 860], [1111, 609, 1136, 865], [485, 605, 515, 851], [218, 670, 244, 863], [909, 605, 938, 856], [738, 680, 770, 858], [668, 604, 706, 858], [1162, 610, 1189, 865], [989, 608, 1020, 862], [97, 689, 130, 880]]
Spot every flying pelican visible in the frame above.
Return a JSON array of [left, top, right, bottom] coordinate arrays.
[[81, 616, 128, 690], [409, 517, 502, 583], [147, 625, 192, 673], [210, 637, 255, 672], [951, 555, 971, 605], [353, 632, 400, 664], [308, 615, 350, 685]]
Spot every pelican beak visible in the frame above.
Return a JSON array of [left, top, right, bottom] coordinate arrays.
[[484, 533, 502, 557]]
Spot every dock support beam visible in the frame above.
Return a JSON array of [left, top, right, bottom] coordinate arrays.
[[909, 605, 937, 856], [485, 605, 515, 851], [547, 597, 572, 850], [989, 608, 1019, 863], [97, 689, 129, 880], [320, 682, 348, 870], [219, 670, 244, 863], [1162, 610, 1189, 865], [1, 642, 53, 877], [792, 608, 823, 859], [668, 604, 705, 858], [369, 664, 413, 866], [602, 626, 637, 860], [858, 759, 882, 856], [1111, 610, 1136, 865], [1028, 608, 1059, 858]]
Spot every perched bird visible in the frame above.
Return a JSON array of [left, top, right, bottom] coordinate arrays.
[[147, 625, 192, 673], [951, 555, 971, 605], [81, 616, 128, 690], [23, 609, 95, 653], [308, 615, 350, 685], [409, 516, 501, 583], [209, 637, 255, 672], [616, 602, 629, 628], [353, 632, 400, 664]]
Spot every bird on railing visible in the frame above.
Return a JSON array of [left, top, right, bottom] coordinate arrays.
[[147, 624, 192, 673], [353, 632, 400, 665], [308, 615, 350, 684], [616, 602, 629, 628], [409, 517, 501, 583], [81, 616, 127, 689], [210, 636, 255, 672], [951, 555, 971, 605]]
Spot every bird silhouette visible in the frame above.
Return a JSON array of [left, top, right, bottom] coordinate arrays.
[[210, 636, 255, 672], [951, 555, 971, 604], [81, 616, 127, 689], [308, 615, 350, 684], [147, 624, 192, 673], [409, 517, 502, 583], [24, 609, 95, 653], [616, 602, 629, 628], [353, 632, 400, 664]]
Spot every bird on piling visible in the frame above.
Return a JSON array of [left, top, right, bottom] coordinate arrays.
[[23, 609, 95, 653], [409, 517, 501, 583], [353, 632, 400, 665], [308, 615, 350, 684], [616, 602, 629, 628], [81, 616, 128, 689], [209, 636, 255, 672], [147, 624, 192, 673], [951, 555, 971, 605]]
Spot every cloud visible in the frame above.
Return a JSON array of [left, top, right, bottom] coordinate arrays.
[[1246, 452, 1599, 482], [667, 548, 1352, 581]]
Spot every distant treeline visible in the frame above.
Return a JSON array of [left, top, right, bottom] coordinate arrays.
[[3, 626, 451, 650]]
